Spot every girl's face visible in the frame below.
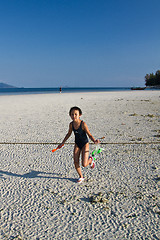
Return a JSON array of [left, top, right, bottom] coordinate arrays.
[[70, 110, 81, 121]]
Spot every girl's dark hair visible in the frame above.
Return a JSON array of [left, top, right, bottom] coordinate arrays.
[[69, 106, 82, 116]]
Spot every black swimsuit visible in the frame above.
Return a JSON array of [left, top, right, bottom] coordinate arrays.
[[72, 121, 89, 149]]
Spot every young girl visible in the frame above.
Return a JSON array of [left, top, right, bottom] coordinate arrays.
[[58, 106, 100, 183]]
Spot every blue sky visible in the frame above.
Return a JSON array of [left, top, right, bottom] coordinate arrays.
[[0, 0, 160, 88]]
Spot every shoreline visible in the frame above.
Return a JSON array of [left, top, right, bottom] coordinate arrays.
[[0, 87, 159, 97], [0, 89, 160, 99], [1, 86, 158, 96]]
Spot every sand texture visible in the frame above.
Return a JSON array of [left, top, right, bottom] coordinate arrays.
[[0, 91, 160, 239]]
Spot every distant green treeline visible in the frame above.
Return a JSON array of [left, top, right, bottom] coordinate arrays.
[[145, 70, 160, 86]]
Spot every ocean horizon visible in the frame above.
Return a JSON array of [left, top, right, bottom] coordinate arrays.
[[0, 86, 145, 96]]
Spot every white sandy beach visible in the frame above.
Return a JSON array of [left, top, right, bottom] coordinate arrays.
[[0, 91, 160, 239]]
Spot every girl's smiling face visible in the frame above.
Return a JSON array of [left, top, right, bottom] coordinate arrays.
[[70, 110, 81, 122]]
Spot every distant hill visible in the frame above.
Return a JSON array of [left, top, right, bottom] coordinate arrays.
[[0, 82, 17, 88]]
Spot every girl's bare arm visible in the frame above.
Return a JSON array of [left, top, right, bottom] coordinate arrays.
[[83, 122, 100, 144], [58, 122, 72, 148]]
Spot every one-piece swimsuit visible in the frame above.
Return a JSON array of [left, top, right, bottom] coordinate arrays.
[[72, 121, 88, 149]]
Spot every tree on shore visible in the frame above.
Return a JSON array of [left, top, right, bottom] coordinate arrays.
[[145, 70, 160, 86]]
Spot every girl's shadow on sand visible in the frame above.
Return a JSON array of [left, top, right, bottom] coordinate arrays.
[[0, 170, 76, 183]]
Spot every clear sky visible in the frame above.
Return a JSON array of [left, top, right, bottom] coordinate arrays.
[[0, 0, 160, 88]]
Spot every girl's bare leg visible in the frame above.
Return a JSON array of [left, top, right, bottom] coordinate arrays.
[[81, 143, 92, 167], [74, 144, 83, 178]]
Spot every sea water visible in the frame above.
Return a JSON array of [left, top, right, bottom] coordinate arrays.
[[0, 87, 132, 96]]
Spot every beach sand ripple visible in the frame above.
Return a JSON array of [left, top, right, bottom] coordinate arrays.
[[0, 91, 160, 239]]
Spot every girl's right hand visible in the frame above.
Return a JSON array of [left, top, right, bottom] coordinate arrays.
[[58, 143, 64, 149]]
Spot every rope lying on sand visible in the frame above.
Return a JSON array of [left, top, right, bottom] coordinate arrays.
[[0, 142, 160, 145]]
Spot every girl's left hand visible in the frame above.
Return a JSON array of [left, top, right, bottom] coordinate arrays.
[[94, 139, 100, 144]]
